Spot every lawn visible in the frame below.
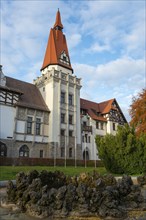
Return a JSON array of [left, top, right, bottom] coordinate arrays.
[[0, 166, 108, 181]]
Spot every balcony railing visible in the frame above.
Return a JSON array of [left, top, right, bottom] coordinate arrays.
[[82, 125, 92, 133]]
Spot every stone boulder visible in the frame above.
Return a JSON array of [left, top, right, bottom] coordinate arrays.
[[5, 170, 145, 219]]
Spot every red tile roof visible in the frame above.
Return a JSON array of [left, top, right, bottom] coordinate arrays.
[[53, 9, 63, 29], [80, 98, 115, 122], [6, 77, 49, 112], [41, 10, 73, 72]]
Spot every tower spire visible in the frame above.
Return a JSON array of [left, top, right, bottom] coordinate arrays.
[[41, 10, 73, 72], [53, 9, 63, 30]]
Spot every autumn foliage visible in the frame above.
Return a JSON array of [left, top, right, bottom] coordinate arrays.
[[129, 89, 146, 136]]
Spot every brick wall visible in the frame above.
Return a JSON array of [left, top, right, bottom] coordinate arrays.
[[0, 157, 103, 167]]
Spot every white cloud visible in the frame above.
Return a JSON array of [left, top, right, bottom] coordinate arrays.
[[73, 56, 145, 121], [87, 42, 111, 53], [1, 0, 145, 121], [67, 34, 82, 49]]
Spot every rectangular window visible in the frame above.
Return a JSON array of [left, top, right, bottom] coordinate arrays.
[[36, 118, 41, 135], [69, 130, 73, 137], [61, 147, 65, 157], [69, 94, 73, 105], [101, 122, 104, 130], [61, 92, 65, 104], [61, 113, 65, 123], [61, 129, 65, 136], [27, 116, 32, 134], [85, 134, 88, 143], [83, 121, 87, 126], [69, 115, 73, 124], [113, 123, 116, 131], [96, 121, 99, 129], [69, 148, 72, 158], [40, 150, 43, 158]]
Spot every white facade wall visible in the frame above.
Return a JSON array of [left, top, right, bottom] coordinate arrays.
[[81, 115, 108, 160], [41, 64, 72, 75], [107, 120, 118, 135], [16, 120, 25, 133], [35, 65, 81, 152], [0, 104, 16, 139]]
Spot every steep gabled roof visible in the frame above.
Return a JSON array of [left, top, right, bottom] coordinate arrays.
[[41, 10, 73, 72], [6, 77, 49, 112], [98, 99, 115, 114], [80, 98, 127, 122]]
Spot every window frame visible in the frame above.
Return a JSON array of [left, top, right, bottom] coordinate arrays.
[[69, 114, 73, 124], [69, 130, 73, 137], [96, 121, 99, 129], [61, 92, 65, 104], [27, 116, 33, 134], [69, 94, 73, 106], [113, 122, 116, 131], [61, 129, 65, 136], [69, 148, 72, 158], [40, 150, 43, 158], [61, 113, 65, 124], [101, 122, 104, 130], [36, 118, 41, 135]]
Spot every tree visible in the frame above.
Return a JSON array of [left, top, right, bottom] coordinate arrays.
[[95, 124, 146, 174], [129, 89, 146, 136]]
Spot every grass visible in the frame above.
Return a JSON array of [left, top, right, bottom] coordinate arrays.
[[0, 166, 108, 181]]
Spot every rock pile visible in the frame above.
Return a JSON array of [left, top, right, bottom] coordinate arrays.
[[6, 170, 144, 219], [137, 175, 146, 187]]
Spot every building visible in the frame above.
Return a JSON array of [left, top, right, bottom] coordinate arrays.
[[0, 10, 127, 160], [80, 98, 127, 160]]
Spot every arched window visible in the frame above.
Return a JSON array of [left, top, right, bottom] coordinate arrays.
[[0, 142, 7, 157], [19, 145, 29, 157]]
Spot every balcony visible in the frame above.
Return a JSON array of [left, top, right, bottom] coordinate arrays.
[[82, 125, 92, 133]]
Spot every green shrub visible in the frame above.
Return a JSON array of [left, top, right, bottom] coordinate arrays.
[[95, 124, 146, 174]]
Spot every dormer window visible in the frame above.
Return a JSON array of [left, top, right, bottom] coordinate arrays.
[[60, 51, 69, 65]]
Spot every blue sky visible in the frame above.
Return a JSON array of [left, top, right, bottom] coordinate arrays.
[[1, 0, 146, 121]]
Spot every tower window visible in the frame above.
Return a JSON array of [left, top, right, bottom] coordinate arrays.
[[27, 117, 33, 134], [69, 130, 73, 137], [69, 115, 73, 124], [61, 129, 65, 136], [61, 92, 65, 104], [69, 94, 73, 105], [61, 113, 65, 123]]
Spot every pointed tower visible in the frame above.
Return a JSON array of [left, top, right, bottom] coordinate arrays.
[[41, 9, 73, 73], [34, 10, 82, 160]]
